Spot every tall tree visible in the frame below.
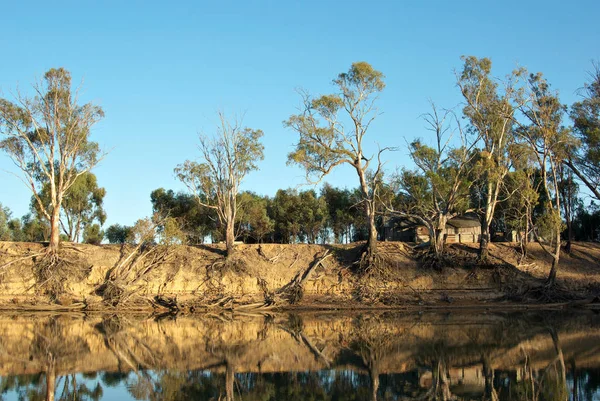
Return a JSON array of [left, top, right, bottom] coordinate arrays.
[[175, 112, 264, 255], [286, 62, 389, 266], [517, 71, 575, 286], [501, 142, 539, 263], [568, 62, 600, 201], [0, 68, 104, 257], [390, 104, 476, 256], [457, 56, 521, 261]]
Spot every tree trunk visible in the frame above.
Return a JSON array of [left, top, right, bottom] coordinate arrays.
[[370, 365, 380, 401], [482, 354, 498, 401], [564, 195, 573, 254], [225, 361, 235, 401], [48, 205, 61, 256], [45, 360, 56, 401], [479, 215, 491, 261], [225, 218, 235, 256], [434, 215, 448, 256], [546, 230, 561, 286], [479, 179, 501, 262]]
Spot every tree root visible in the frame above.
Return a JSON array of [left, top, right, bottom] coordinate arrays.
[[273, 250, 331, 305], [99, 243, 175, 307], [31, 252, 91, 302], [501, 281, 585, 304]]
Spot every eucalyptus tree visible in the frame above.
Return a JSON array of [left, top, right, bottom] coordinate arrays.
[[0, 68, 104, 258], [568, 62, 600, 201], [390, 104, 477, 256], [175, 112, 264, 255], [517, 72, 576, 286], [457, 56, 522, 261], [286, 62, 389, 267]]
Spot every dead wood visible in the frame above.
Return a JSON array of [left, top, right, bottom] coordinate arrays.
[[99, 244, 175, 307], [274, 250, 332, 305]]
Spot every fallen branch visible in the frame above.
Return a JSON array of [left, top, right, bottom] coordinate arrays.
[[0, 252, 45, 271], [275, 250, 332, 304]]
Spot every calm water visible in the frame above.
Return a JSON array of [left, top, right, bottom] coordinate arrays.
[[0, 310, 599, 401]]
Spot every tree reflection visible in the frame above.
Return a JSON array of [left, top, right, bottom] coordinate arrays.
[[0, 312, 599, 401]]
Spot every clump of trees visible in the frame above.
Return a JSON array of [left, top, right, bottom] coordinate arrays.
[[2, 58, 600, 291]]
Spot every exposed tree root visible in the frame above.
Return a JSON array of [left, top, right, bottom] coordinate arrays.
[[501, 280, 585, 304], [357, 246, 385, 274], [98, 243, 175, 307], [32, 252, 91, 302]]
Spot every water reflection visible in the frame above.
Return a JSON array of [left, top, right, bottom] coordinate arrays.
[[0, 311, 599, 400]]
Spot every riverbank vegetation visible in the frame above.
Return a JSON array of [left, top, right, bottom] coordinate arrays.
[[1, 57, 600, 309]]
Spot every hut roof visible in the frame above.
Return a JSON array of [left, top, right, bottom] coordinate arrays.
[[447, 214, 480, 229]]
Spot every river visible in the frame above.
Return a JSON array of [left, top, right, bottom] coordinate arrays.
[[0, 310, 598, 400]]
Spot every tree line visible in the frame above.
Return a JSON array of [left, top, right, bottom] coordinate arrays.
[[1, 59, 599, 286]]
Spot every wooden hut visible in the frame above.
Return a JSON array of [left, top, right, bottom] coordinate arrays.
[[383, 213, 481, 244]]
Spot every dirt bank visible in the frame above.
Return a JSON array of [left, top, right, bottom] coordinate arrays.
[[0, 241, 599, 311]]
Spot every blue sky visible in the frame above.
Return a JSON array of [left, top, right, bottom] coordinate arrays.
[[1, 0, 598, 227]]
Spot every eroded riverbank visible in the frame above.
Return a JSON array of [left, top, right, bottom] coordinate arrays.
[[1, 241, 600, 311]]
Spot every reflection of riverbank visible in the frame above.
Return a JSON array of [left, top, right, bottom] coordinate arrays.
[[0, 311, 599, 376], [1, 311, 600, 400]]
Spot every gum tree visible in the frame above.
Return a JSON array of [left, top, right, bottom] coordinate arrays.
[[517, 72, 575, 286], [175, 112, 264, 256], [568, 62, 600, 201], [0, 68, 104, 258], [457, 56, 521, 261], [390, 104, 477, 257], [286, 62, 389, 267]]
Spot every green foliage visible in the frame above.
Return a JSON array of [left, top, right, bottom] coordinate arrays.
[[320, 183, 356, 243], [175, 113, 264, 253], [83, 223, 104, 245], [569, 62, 600, 199], [391, 104, 474, 254], [105, 224, 133, 244], [286, 62, 386, 184], [237, 191, 274, 243], [572, 202, 600, 241], [0, 202, 11, 240], [268, 189, 328, 244], [151, 188, 216, 244], [158, 217, 186, 245], [31, 171, 106, 242], [19, 214, 49, 242]]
